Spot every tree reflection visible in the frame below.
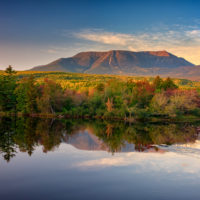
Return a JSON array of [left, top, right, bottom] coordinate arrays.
[[0, 117, 17, 162], [0, 117, 199, 161]]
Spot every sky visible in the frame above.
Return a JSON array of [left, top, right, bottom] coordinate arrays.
[[1, 0, 200, 70]]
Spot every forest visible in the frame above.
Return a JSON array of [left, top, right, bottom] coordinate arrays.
[[1, 66, 200, 122]]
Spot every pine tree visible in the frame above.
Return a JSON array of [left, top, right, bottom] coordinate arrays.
[[0, 66, 17, 112]]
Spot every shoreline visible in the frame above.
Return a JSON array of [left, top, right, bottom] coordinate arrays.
[[1, 112, 200, 124]]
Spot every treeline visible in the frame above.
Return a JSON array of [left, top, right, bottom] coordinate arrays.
[[1, 66, 200, 121]]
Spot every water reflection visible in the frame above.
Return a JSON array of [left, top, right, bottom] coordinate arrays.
[[0, 116, 199, 162]]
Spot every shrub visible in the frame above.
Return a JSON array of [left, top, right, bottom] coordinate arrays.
[[150, 92, 168, 113]]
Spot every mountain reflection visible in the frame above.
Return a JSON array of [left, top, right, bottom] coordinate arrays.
[[0, 117, 199, 162]]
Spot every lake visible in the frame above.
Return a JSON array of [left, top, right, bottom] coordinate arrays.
[[1, 117, 200, 200]]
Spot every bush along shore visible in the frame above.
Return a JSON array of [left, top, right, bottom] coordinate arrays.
[[1, 66, 200, 123]]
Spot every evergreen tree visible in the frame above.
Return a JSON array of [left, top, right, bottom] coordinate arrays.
[[162, 77, 178, 90], [15, 75, 38, 113], [0, 66, 17, 112], [153, 76, 163, 90], [26, 75, 38, 113], [5, 65, 16, 75]]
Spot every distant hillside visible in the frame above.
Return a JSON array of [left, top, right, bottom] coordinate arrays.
[[30, 50, 200, 78]]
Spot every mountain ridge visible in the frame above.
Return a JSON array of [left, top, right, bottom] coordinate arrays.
[[30, 50, 199, 79]]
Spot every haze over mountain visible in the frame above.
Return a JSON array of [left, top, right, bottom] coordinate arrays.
[[30, 50, 200, 79]]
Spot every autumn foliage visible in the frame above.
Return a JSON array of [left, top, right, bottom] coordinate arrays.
[[1, 67, 200, 120]]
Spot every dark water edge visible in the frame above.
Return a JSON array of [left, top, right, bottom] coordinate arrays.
[[1, 111, 200, 123]]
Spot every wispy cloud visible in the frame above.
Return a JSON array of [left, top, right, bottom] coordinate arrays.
[[42, 47, 70, 54], [74, 29, 135, 46], [72, 27, 200, 64]]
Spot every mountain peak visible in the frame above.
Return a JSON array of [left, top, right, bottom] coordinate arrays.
[[148, 50, 170, 57], [30, 50, 194, 76], [106, 50, 170, 56]]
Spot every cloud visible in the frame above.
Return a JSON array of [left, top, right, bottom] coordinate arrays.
[[74, 29, 135, 46], [72, 28, 200, 64], [46, 49, 58, 54], [42, 47, 71, 54]]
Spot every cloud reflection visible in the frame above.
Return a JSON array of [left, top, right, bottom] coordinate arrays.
[[74, 149, 200, 175]]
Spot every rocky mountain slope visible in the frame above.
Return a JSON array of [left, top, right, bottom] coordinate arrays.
[[30, 50, 200, 79]]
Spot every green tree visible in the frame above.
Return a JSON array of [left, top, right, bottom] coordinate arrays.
[[5, 65, 16, 75], [37, 78, 64, 113], [150, 92, 168, 113], [95, 83, 105, 92], [26, 76, 38, 113], [162, 77, 178, 90], [15, 75, 38, 113], [153, 76, 164, 91], [0, 66, 17, 112]]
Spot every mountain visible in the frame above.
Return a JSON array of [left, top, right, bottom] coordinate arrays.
[[30, 50, 199, 78]]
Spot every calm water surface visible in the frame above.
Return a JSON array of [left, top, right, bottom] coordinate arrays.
[[1, 117, 200, 200]]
